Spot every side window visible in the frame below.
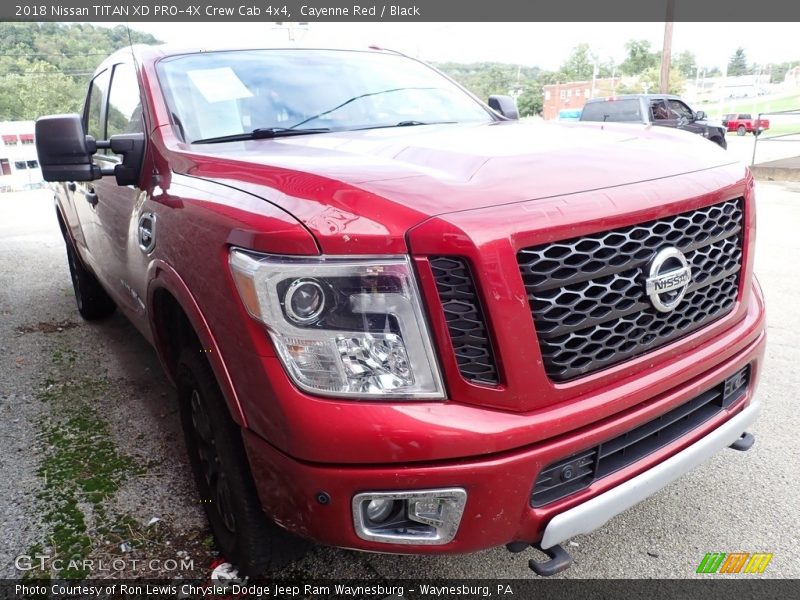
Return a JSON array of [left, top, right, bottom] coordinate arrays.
[[667, 99, 693, 120], [650, 100, 670, 120], [107, 63, 144, 139], [85, 69, 111, 139]]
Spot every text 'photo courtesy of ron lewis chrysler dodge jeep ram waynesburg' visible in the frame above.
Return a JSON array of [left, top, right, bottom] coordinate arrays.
[[34, 44, 765, 577]]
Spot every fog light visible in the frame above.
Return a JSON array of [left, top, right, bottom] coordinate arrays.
[[352, 488, 467, 545], [366, 498, 395, 524]]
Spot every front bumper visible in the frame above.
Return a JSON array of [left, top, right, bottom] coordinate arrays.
[[243, 317, 765, 554], [540, 397, 760, 549]]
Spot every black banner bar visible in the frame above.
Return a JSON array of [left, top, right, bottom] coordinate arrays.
[[2, 579, 800, 600], [4, 0, 800, 22]]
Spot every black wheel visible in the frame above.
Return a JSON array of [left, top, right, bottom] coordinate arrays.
[[753, 129, 761, 137], [737, 125, 746, 136], [177, 349, 309, 575], [64, 236, 116, 320]]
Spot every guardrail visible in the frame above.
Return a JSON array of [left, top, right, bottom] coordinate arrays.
[[751, 109, 800, 165]]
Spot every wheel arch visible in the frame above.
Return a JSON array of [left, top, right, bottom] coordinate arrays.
[[147, 260, 248, 427]]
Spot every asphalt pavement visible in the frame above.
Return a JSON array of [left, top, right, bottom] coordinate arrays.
[[0, 182, 797, 579]]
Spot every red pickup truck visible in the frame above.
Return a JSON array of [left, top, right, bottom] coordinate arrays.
[[723, 113, 770, 136], [35, 45, 765, 577]]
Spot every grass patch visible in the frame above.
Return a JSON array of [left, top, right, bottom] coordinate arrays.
[[25, 342, 144, 579], [697, 92, 800, 117]]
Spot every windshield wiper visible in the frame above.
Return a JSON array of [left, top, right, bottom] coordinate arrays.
[[353, 120, 458, 131], [192, 127, 330, 144], [288, 87, 437, 129], [396, 120, 457, 127]]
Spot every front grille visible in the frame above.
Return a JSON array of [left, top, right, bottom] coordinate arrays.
[[531, 365, 750, 507], [430, 257, 499, 385], [517, 199, 744, 381]]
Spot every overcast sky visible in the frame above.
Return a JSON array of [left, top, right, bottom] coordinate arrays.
[[106, 22, 799, 71]]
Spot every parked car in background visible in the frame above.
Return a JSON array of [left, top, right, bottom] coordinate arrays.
[[580, 94, 727, 149], [35, 45, 763, 577], [722, 113, 770, 136], [558, 108, 582, 121]]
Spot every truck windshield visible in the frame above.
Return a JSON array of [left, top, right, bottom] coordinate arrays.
[[157, 49, 493, 143]]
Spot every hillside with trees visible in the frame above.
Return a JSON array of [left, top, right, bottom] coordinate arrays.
[[0, 22, 159, 121]]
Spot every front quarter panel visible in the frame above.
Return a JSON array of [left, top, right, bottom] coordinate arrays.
[[143, 158, 319, 430]]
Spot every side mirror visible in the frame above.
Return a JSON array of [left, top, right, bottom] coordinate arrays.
[[488, 95, 520, 120], [695, 110, 706, 121], [35, 114, 99, 182], [35, 114, 145, 186]]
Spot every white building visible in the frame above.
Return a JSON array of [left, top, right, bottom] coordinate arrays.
[[0, 121, 43, 191]]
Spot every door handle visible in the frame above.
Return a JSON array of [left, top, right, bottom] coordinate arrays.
[[85, 190, 98, 207], [67, 181, 76, 192]]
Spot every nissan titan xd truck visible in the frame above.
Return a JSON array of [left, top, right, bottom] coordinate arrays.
[[35, 45, 765, 577]]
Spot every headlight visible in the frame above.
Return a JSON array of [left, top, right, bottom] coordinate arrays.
[[229, 249, 444, 399]]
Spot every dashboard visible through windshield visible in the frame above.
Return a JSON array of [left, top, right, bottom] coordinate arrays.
[[156, 49, 493, 143]]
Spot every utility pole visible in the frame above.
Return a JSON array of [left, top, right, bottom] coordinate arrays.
[[660, 0, 675, 93]]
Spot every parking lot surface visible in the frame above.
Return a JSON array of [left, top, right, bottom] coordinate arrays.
[[0, 181, 797, 579]]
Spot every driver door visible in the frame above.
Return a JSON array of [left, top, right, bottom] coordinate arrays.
[[82, 60, 152, 326]]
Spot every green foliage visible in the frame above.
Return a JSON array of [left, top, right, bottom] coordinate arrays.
[[673, 51, 697, 78], [770, 60, 800, 84], [728, 47, 749, 76], [639, 67, 686, 95], [620, 40, 659, 76], [0, 23, 159, 120], [560, 43, 595, 81], [434, 61, 545, 117]]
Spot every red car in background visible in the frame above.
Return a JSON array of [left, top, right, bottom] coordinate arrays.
[[723, 113, 770, 136], [34, 45, 765, 577]]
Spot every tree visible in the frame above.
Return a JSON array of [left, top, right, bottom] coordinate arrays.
[[516, 80, 544, 117], [0, 23, 159, 120], [620, 40, 658, 76], [0, 62, 85, 120], [728, 47, 749, 76], [771, 60, 800, 84], [639, 67, 686, 95], [560, 43, 595, 81], [673, 51, 697, 78]]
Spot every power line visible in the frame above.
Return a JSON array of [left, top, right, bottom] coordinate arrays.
[[0, 52, 111, 57], [1, 71, 95, 76]]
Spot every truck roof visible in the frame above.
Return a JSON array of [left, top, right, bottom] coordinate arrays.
[[584, 94, 684, 103]]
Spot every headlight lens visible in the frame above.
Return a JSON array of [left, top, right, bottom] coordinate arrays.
[[229, 249, 444, 399]]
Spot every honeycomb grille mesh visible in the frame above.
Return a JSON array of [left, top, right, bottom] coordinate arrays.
[[430, 257, 499, 385], [517, 199, 744, 381]]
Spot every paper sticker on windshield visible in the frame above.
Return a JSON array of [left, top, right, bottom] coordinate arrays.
[[187, 67, 253, 103]]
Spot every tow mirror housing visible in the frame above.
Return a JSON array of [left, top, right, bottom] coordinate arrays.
[[35, 114, 145, 186], [35, 114, 98, 182]]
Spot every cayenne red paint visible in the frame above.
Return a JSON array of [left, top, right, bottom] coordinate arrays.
[[49, 46, 765, 557]]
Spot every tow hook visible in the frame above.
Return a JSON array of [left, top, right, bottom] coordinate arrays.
[[506, 541, 573, 576], [729, 432, 755, 452]]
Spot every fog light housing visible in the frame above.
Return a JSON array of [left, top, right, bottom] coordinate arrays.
[[352, 488, 467, 545]]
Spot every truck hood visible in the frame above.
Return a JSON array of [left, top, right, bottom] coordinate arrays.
[[172, 120, 739, 253]]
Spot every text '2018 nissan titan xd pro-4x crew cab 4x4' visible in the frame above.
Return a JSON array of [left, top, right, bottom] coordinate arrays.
[[36, 45, 765, 577]]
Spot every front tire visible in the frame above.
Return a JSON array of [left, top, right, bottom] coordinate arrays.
[[177, 349, 309, 575], [737, 125, 746, 136], [63, 235, 116, 320]]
